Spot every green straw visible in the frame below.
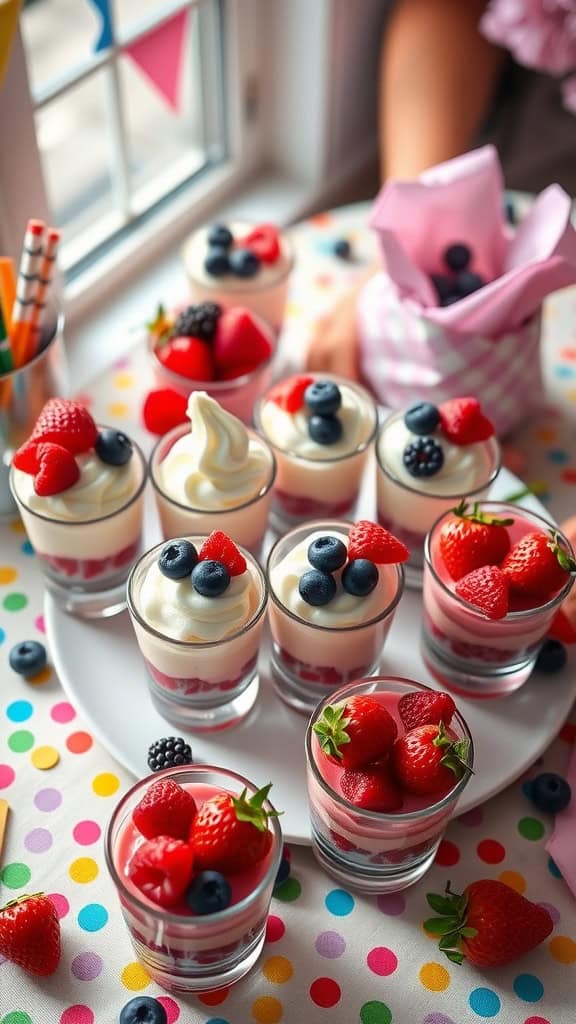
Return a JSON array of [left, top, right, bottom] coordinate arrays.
[[501, 481, 548, 504], [0, 304, 13, 374]]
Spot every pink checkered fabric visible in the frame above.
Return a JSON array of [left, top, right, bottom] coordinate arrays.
[[357, 272, 542, 438]]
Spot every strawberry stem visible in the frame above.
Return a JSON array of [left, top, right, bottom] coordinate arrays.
[[432, 722, 473, 778], [312, 704, 351, 759], [452, 500, 513, 527], [232, 783, 282, 831], [424, 882, 477, 966], [549, 530, 576, 574], [1, 892, 44, 912]]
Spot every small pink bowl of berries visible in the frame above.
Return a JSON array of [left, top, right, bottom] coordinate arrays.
[[147, 301, 276, 424]]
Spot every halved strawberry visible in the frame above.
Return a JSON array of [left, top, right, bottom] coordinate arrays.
[[439, 397, 494, 446], [238, 223, 281, 264], [454, 564, 509, 620], [267, 375, 314, 413], [341, 766, 403, 812], [34, 443, 79, 496], [438, 501, 513, 581], [198, 530, 246, 576], [213, 308, 273, 372], [127, 836, 194, 908], [157, 336, 215, 381], [142, 389, 189, 436], [398, 690, 456, 731], [348, 520, 409, 565], [12, 440, 41, 474], [31, 398, 98, 455], [132, 778, 197, 841]]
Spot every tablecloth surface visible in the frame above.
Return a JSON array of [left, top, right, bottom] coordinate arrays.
[[1, 201, 576, 1024]]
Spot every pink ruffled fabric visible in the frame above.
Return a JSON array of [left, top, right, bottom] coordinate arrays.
[[480, 0, 576, 112]]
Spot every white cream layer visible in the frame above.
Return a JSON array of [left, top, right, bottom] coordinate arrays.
[[378, 416, 491, 496], [12, 450, 140, 521]]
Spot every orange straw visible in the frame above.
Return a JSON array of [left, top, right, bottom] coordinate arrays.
[[0, 257, 16, 332]]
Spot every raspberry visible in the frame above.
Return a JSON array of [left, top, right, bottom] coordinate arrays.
[[267, 375, 314, 413], [347, 520, 409, 565], [174, 303, 222, 342], [132, 778, 197, 841], [398, 690, 456, 731], [12, 440, 41, 474], [142, 389, 188, 436], [31, 398, 98, 455], [438, 397, 494, 446], [127, 836, 194, 908], [197, 530, 246, 576], [34, 443, 79, 496]]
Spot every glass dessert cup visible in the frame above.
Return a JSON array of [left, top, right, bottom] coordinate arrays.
[[422, 503, 575, 698], [266, 520, 405, 714], [255, 375, 378, 532], [149, 422, 276, 555], [306, 676, 473, 894], [105, 764, 282, 994], [127, 538, 268, 731], [9, 435, 147, 618], [182, 222, 294, 332], [376, 410, 501, 589]]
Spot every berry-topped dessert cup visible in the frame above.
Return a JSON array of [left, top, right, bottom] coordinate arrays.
[[9, 399, 147, 618], [266, 519, 407, 713], [306, 676, 473, 893], [255, 374, 378, 531], [422, 501, 576, 697], [376, 398, 501, 588], [149, 391, 276, 555], [148, 301, 277, 424], [182, 220, 294, 331], [105, 765, 282, 993], [127, 532, 268, 731]]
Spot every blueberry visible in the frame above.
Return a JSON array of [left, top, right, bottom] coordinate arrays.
[[275, 856, 291, 886], [536, 639, 567, 674], [307, 535, 347, 573], [207, 223, 234, 249], [191, 559, 230, 596], [530, 772, 572, 814], [333, 238, 351, 260], [8, 640, 47, 678], [204, 246, 230, 276], [158, 540, 198, 580], [308, 414, 343, 445], [444, 243, 471, 271], [119, 995, 167, 1024], [342, 558, 379, 596], [304, 380, 342, 417], [404, 401, 440, 436], [186, 870, 232, 914], [430, 273, 454, 303], [229, 247, 260, 278], [456, 269, 485, 296], [504, 198, 516, 225], [403, 437, 444, 478], [95, 429, 133, 466], [298, 569, 337, 606]]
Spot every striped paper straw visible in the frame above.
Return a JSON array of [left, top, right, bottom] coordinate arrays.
[[10, 219, 45, 368], [25, 226, 61, 362]]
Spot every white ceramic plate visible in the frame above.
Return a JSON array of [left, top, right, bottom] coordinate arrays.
[[45, 467, 576, 844]]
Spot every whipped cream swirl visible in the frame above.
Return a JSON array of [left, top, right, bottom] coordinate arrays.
[[159, 391, 272, 509], [12, 451, 141, 521], [379, 416, 492, 495], [260, 381, 375, 460]]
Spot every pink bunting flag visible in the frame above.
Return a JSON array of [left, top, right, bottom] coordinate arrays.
[[125, 9, 188, 112]]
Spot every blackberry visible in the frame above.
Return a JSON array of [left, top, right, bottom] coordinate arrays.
[[403, 437, 444, 477], [147, 736, 193, 773], [174, 303, 222, 342]]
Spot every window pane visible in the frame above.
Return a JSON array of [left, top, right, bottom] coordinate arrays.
[[113, 0, 174, 38], [21, 0, 100, 95]]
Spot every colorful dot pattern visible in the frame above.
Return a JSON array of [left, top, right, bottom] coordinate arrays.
[[2, 204, 576, 1023]]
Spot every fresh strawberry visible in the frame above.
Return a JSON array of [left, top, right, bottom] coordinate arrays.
[[341, 766, 403, 812], [425, 879, 554, 967], [238, 223, 281, 263], [313, 695, 398, 769], [0, 893, 61, 976], [197, 530, 246, 576], [142, 388, 189, 435], [191, 783, 279, 874], [548, 608, 576, 644], [438, 397, 494, 446], [501, 530, 576, 602], [213, 308, 273, 372], [391, 721, 470, 796], [398, 690, 456, 731], [31, 398, 98, 454], [438, 501, 513, 581], [267, 375, 314, 413], [132, 778, 197, 841], [128, 835, 194, 908], [33, 442, 79, 496], [454, 564, 509, 620], [157, 335, 215, 381], [347, 520, 409, 565], [12, 440, 41, 474], [217, 362, 261, 380]]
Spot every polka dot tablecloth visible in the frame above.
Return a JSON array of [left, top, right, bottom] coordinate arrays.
[[2, 201, 576, 1024]]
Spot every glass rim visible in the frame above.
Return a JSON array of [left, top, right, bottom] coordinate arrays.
[[254, 375, 379, 463], [182, 225, 295, 292], [266, 518, 405, 631], [375, 409, 501, 499], [127, 536, 269, 648], [104, 763, 283, 926], [9, 429, 148, 526], [149, 422, 277, 513], [305, 675, 474, 821], [424, 500, 576, 618]]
